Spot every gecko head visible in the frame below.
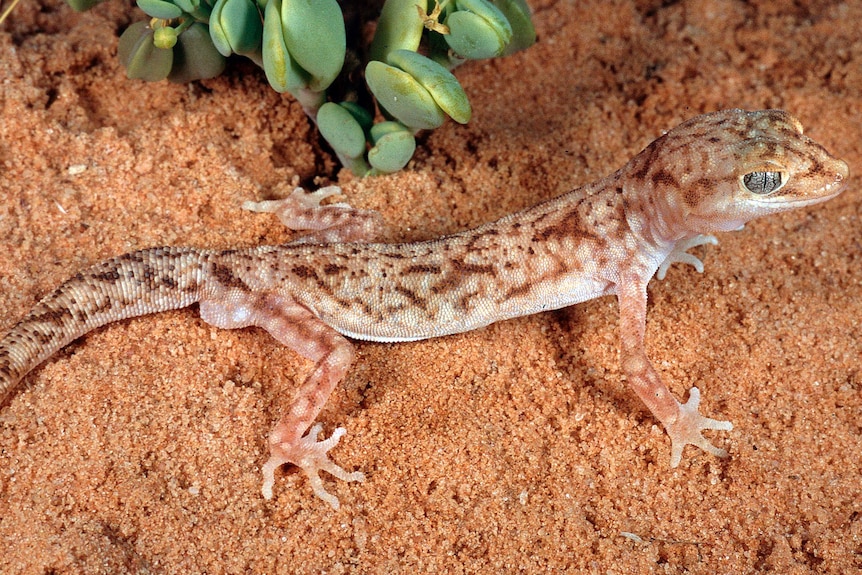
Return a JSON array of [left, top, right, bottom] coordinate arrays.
[[642, 109, 849, 234]]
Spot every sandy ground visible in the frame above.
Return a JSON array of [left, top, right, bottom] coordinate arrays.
[[1, 0, 861, 573]]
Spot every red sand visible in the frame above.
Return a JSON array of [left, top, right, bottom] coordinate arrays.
[[2, 1, 861, 572]]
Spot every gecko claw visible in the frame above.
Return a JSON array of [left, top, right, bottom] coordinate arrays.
[[666, 387, 733, 467], [261, 423, 365, 510]]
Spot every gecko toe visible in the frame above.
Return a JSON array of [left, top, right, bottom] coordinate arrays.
[[261, 423, 364, 509], [666, 387, 733, 467], [656, 234, 718, 280]]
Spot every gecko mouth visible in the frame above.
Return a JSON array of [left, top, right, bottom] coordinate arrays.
[[750, 178, 847, 207]]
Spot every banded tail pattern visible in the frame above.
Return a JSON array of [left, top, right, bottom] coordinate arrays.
[[0, 246, 208, 404]]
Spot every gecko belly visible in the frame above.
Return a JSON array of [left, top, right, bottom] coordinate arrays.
[[314, 275, 616, 343]]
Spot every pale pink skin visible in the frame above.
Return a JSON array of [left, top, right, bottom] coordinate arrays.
[[0, 109, 849, 508]]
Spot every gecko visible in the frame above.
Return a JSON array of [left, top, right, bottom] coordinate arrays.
[[0, 109, 848, 509]]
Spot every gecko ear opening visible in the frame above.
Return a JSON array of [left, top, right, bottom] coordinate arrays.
[[741, 171, 786, 195]]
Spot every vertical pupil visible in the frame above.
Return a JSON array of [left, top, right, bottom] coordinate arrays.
[[744, 171, 782, 194]]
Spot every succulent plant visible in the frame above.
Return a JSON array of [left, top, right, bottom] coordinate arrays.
[[56, 0, 537, 175]]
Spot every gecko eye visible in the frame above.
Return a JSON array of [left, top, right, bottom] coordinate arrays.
[[742, 171, 784, 195]]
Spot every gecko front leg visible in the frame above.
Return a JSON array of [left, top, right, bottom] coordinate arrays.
[[616, 276, 733, 466]]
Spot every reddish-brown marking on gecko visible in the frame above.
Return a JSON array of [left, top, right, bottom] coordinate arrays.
[[0, 110, 849, 509]]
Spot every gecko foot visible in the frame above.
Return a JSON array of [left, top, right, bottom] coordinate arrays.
[[656, 234, 718, 280], [666, 387, 733, 467], [243, 186, 385, 243], [242, 185, 346, 216], [261, 423, 365, 510]]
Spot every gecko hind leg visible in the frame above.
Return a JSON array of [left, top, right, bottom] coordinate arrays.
[[243, 186, 386, 244], [199, 292, 364, 509], [656, 234, 718, 280], [258, 320, 366, 510]]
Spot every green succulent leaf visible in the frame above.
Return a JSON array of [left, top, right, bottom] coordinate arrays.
[[318, 102, 367, 160], [168, 22, 227, 83], [174, 0, 213, 20], [369, 132, 416, 174], [366, 60, 446, 130], [118, 21, 174, 82], [457, 0, 513, 36], [65, 0, 109, 11], [370, 120, 408, 142], [262, 0, 310, 93], [489, 0, 535, 55], [210, 0, 263, 57], [338, 101, 374, 133], [386, 49, 471, 124], [426, 25, 458, 68], [368, 122, 416, 174], [280, 0, 345, 92], [445, 0, 512, 59], [262, 0, 290, 91], [369, 0, 427, 64], [136, 0, 183, 20], [318, 103, 370, 174]]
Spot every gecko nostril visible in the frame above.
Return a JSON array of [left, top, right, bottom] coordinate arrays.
[[836, 159, 850, 179]]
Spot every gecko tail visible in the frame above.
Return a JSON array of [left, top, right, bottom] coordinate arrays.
[[0, 246, 207, 405]]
